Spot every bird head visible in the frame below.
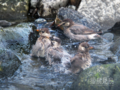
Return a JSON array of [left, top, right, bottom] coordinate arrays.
[[57, 19, 74, 29], [51, 36, 61, 47], [36, 28, 51, 38], [78, 42, 93, 53]]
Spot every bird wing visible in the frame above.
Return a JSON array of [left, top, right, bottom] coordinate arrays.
[[47, 47, 63, 59], [70, 53, 82, 63], [70, 24, 95, 35]]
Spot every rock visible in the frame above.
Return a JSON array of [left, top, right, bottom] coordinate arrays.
[[0, 23, 32, 54], [72, 63, 120, 90], [108, 22, 120, 34], [56, 7, 101, 31], [40, 0, 69, 17], [110, 37, 120, 60], [34, 18, 47, 24], [78, 0, 120, 32], [33, 0, 69, 17], [30, 0, 39, 8], [102, 33, 114, 42], [0, 20, 16, 27], [0, 49, 21, 78], [89, 39, 118, 64], [69, 0, 81, 10], [0, 0, 29, 21]]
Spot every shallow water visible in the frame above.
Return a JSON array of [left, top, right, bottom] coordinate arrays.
[[0, 20, 118, 90]]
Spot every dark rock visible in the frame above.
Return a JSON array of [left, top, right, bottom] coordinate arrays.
[[57, 7, 101, 31], [108, 22, 120, 34], [68, 0, 81, 10], [0, 0, 29, 21], [0, 49, 21, 78], [72, 63, 120, 90], [0, 20, 16, 27], [78, 0, 120, 32]]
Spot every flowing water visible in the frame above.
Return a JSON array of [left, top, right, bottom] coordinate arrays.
[[0, 18, 119, 90]]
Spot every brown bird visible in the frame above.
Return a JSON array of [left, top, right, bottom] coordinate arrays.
[[70, 42, 93, 74], [46, 36, 71, 66], [57, 19, 101, 41], [31, 28, 51, 58]]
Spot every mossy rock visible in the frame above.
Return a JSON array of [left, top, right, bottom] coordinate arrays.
[[0, 0, 29, 21], [72, 63, 120, 90]]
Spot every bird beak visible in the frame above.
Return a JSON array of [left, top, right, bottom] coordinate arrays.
[[50, 21, 55, 27], [57, 22, 65, 27], [89, 46, 94, 50], [36, 29, 40, 32]]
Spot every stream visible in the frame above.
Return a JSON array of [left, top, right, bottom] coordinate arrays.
[[0, 18, 119, 90]]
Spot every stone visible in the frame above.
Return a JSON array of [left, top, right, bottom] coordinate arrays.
[[78, 0, 120, 32], [69, 0, 81, 10], [0, 0, 29, 21], [56, 7, 101, 31], [102, 33, 114, 42], [110, 37, 120, 60], [0, 20, 16, 27], [72, 63, 120, 90], [0, 23, 32, 54], [35, 0, 69, 17], [0, 49, 21, 78]]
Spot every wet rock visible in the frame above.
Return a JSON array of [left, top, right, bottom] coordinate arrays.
[[0, 23, 32, 54], [78, 0, 120, 32], [0, 20, 16, 27], [89, 39, 118, 64], [56, 7, 101, 31], [0, 49, 21, 78], [110, 37, 120, 61], [0, 0, 29, 21], [102, 33, 114, 42], [72, 63, 120, 90]]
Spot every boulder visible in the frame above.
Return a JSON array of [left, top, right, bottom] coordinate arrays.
[[38, 0, 69, 17], [72, 63, 120, 90], [0, 0, 29, 21], [0, 23, 32, 54], [78, 0, 120, 32], [0, 49, 21, 78], [110, 37, 120, 60]]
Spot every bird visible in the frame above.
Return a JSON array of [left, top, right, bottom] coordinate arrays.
[[31, 28, 51, 58], [46, 35, 71, 66], [57, 19, 101, 41], [70, 42, 93, 74]]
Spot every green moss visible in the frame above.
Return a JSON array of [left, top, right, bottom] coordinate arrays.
[[94, 72, 100, 78], [104, 64, 110, 68], [116, 66, 120, 72]]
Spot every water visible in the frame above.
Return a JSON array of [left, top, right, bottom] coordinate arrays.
[[0, 19, 119, 90]]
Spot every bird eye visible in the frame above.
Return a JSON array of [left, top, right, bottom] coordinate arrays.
[[42, 31, 44, 33], [65, 22, 70, 26]]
